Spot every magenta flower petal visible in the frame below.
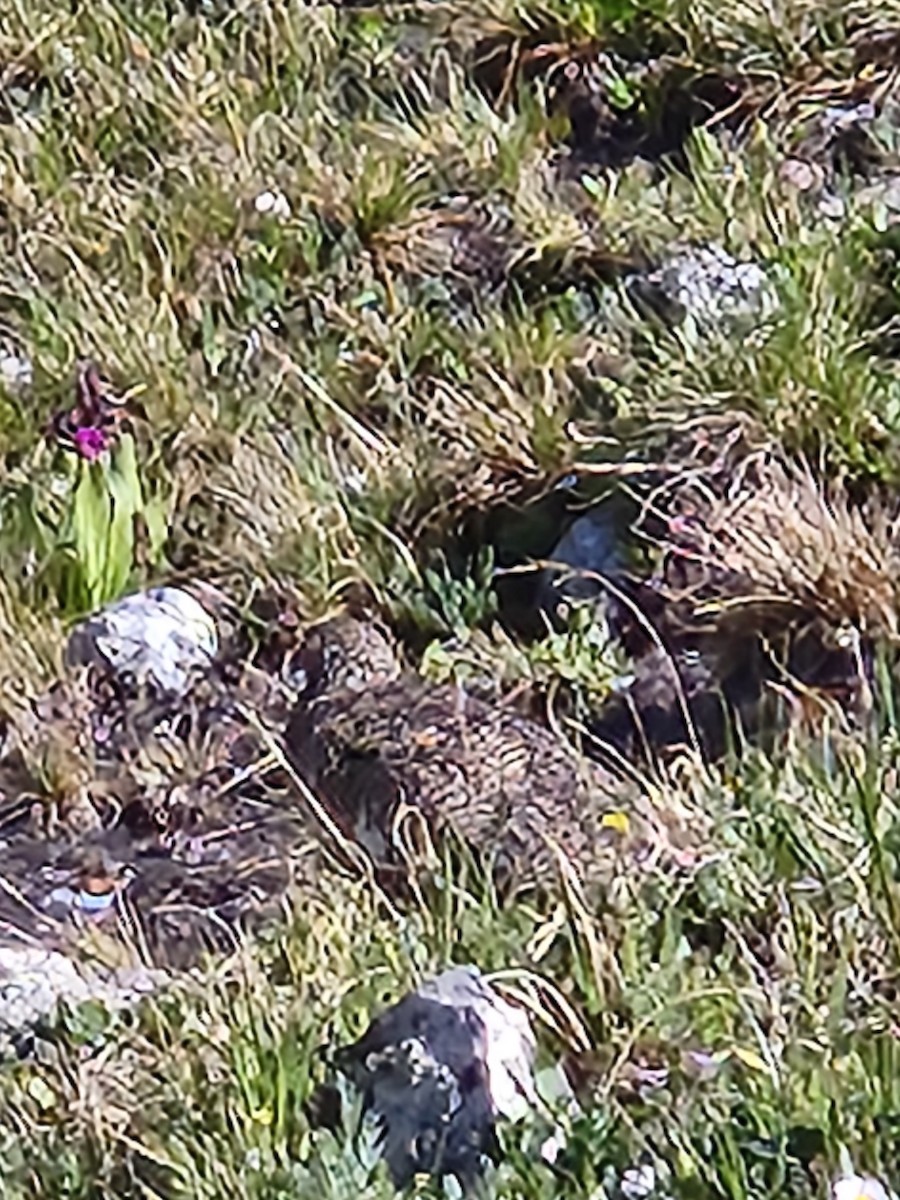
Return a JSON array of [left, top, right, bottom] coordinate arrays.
[[74, 426, 109, 461]]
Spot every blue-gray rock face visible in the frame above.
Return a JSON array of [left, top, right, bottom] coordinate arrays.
[[338, 966, 536, 1188], [538, 504, 624, 613]]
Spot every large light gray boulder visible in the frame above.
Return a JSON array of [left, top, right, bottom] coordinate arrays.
[[66, 585, 219, 695]]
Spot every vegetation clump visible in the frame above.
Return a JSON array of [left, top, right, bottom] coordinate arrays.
[[3, 2, 900, 1197]]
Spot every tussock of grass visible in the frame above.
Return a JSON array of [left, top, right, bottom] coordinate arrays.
[[639, 449, 900, 639]]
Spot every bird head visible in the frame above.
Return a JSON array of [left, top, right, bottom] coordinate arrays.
[[290, 613, 401, 699]]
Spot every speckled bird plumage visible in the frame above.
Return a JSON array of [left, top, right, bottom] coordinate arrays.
[[285, 615, 646, 890]]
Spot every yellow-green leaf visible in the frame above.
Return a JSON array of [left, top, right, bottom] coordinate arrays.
[[26, 1075, 56, 1111], [732, 1046, 768, 1073]]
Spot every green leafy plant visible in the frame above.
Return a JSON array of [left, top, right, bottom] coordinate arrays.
[[0, 433, 168, 617], [59, 432, 166, 611], [422, 546, 499, 638]]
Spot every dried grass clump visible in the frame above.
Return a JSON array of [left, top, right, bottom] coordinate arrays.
[[0, 580, 68, 730], [642, 450, 900, 641], [373, 198, 522, 292], [0, 582, 99, 825], [168, 426, 356, 590]]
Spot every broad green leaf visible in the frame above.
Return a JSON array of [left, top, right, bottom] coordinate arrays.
[[103, 433, 144, 601], [70, 461, 111, 608], [143, 493, 170, 562]]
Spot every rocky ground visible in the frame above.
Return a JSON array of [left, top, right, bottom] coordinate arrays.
[[3, 1, 900, 1197]]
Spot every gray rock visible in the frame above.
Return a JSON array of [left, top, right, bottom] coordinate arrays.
[[337, 965, 537, 1189], [629, 243, 776, 336], [820, 101, 878, 138], [0, 944, 167, 1045], [66, 585, 218, 695], [538, 504, 623, 614]]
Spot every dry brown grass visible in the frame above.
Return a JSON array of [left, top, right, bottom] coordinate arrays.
[[641, 446, 900, 639]]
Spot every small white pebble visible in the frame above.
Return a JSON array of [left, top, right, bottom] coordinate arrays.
[[821, 102, 876, 134], [819, 193, 847, 221], [0, 350, 32, 392], [538, 1127, 567, 1165], [54, 45, 76, 70], [342, 466, 368, 495], [834, 1175, 891, 1200], [254, 189, 291, 219], [622, 1163, 658, 1199]]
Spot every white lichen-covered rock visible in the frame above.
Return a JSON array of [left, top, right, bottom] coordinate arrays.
[[0, 944, 165, 1043], [420, 967, 538, 1123], [66, 586, 219, 694], [337, 965, 539, 1188], [629, 243, 776, 337]]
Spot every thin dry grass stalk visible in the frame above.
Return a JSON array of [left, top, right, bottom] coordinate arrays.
[[0, 580, 67, 702]]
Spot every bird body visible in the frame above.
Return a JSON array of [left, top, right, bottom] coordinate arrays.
[[285, 616, 639, 891]]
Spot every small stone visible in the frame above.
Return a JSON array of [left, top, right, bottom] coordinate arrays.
[[253, 189, 291, 219], [820, 101, 877, 135], [779, 157, 824, 192], [629, 243, 776, 336], [621, 1163, 658, 1199], [818, 193, 847, 220], [833, 1175, 892, 1200], [0, 349, 33, 392], [45, 886, 78, 911]]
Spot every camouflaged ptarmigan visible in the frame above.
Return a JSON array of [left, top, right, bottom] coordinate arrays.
[[284, 614, 659, 892]]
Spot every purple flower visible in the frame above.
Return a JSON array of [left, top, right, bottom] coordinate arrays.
[[48, 361, 129, 458], [74, 426, 110, 461]]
